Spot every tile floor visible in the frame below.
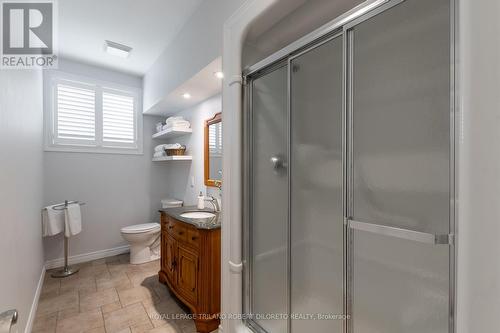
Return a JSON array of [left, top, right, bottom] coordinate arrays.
[[33, 254, 216, 333]]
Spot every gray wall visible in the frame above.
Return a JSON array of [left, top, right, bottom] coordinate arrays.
[[143, 0, 245, 112], [161, 95, 222, 206], [0, 70, 45, 333], [43, 60, 169, 261]]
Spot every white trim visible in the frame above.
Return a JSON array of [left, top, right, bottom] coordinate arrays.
[[44, 245, 130, 270], [222, 2, 279, 333], [25, 265, 46, 333], [44, 145, 144, 155]]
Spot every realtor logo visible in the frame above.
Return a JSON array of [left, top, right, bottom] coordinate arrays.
[[1, 0, 58, 68]]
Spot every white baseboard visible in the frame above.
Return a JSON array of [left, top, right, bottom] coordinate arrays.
[[44, 245, 130, 270], [25, 264, 45, 333]]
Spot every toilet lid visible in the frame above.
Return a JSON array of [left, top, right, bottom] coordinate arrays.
[[121, 223, 160, 234]]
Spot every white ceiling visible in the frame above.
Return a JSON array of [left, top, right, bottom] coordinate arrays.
[[58, 0, 203, 76], [144, 57, 222, 116]]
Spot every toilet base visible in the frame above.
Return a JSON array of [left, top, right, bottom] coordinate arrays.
[[130, 244, 160, 265]]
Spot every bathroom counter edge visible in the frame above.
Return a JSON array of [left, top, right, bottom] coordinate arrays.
[[159, 206, 221, 230]]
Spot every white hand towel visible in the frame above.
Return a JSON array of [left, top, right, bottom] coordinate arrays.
[[64, 203, 82, 237], [42, 205, 64, 237]]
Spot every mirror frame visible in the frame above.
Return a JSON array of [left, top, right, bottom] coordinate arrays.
[[204, 112, 222, 187]]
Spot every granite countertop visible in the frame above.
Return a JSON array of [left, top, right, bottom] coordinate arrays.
[[159, 206, 221, 230]]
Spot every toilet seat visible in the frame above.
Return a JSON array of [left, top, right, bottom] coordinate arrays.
[[121, 223, 160, 234]]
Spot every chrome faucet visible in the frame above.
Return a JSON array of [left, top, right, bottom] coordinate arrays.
[[204, 196, 220, 212]]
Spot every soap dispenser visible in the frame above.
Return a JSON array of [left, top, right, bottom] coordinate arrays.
[[197, 191, 205, 209]]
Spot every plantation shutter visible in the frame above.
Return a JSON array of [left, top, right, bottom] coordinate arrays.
[[102, 91, 136, 145], [55, 83, 96, 143]]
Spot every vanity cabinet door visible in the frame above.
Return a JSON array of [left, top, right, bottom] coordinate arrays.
[[164, 233, 177, 285], [177, 244, 199, 304]]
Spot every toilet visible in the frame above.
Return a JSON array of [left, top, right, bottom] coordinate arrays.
[[121, 223, 161, 264], [121, 198, 183, 264]]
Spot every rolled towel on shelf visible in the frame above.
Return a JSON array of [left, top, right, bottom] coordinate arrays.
[[165, 116, 184, 124], [162, 122, 190, 131], [154, 144, 168, 152], [164, 143, 182, 149], [154, 151, 166, 158]]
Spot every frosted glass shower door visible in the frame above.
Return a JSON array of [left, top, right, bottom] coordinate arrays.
[[290, 35, 344, 333], [348, 0, 453, 332], [248, 64, 288, 333]]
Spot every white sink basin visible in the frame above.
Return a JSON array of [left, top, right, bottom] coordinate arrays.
[[180, 211, 216, 219]]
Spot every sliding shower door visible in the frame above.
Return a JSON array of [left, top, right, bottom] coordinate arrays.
[[247, 64, 288, 333], [245, 1, 454, 333], [290, 35, 344, 333], [347, 0, 453, 332]]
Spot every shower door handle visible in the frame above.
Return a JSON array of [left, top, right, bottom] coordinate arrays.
[[348, 219, 454, 245], [270, 155, 287, 174]]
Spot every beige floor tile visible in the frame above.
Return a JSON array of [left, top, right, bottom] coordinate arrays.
[[57, 306, 80, 321], [37, 291, 79, 317], [139, 260, 160, 274], [34, 256, 196, 333], [80, 288, 119, 312], [108, 262, 143, 277], [103, 303, 152, 333], [78, 264, 110, 279], [118, 253, 131, 263], [32, 313, 57, 333], [60, 276, 97, 294], [96, 273, 133, 291], [101, 301, 122, 314], [145, 279, 172, 301], [127, 271, 151, 287], [40, 280, 61, 299], [56, 308, 104, 333], [117, 285, 159, 307], [90, 258, 107, 265], [84, 328, 106, 333], [142, 299, 186, 328], [145, 323, 182, 333], [178, 320, 196, 333], [130, 321, 154, 333]]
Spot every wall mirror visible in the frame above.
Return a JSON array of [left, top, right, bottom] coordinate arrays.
[[204, 112, 222, 187]]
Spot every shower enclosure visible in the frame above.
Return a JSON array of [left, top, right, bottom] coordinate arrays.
[[243, 0, 455, 332]]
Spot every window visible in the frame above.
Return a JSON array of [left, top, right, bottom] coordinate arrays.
[[45, 73, 142, 154]]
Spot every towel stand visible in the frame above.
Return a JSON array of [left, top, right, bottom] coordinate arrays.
[[51, 200, 85, 278]]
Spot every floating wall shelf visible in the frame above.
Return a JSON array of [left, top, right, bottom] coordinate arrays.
[[152, 128, 192, 140], [152, 155, 193, 162]]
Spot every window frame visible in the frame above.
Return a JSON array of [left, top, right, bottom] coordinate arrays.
[[44, 71, 143, 155]]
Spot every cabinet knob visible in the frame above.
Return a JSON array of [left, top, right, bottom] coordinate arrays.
[[178, 231, 184, 235], [191, 236, 198, 241]]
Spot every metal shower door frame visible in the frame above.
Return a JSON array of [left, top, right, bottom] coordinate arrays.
[[242, 0, 457, 332], [343, 1, 457, 332]]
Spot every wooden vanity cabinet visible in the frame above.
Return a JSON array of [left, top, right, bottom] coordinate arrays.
[[159, 212, 221, 333]]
